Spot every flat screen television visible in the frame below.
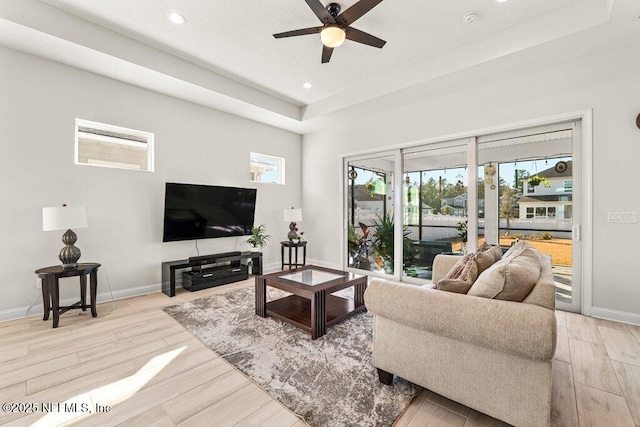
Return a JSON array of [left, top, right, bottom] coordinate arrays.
[[162, 182, 257, 242]]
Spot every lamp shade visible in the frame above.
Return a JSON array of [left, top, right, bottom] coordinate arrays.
[[283, 208, 302, 223], [43, 206, 88, 231]]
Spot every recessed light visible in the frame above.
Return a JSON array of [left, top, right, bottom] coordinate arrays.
[[497, 0, 508, 3], [463, 11, 478, 23], [303, 82, 313, 89], [167, 12, 186, 25]]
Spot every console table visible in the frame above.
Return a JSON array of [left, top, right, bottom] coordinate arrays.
[[281, 240, 307, 270], [35, 263, 100, 328], [162, 251, 262, 297]]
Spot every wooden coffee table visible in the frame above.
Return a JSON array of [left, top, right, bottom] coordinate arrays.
[[255, 266, 367, 339]]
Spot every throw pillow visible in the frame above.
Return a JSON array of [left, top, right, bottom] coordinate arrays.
[[440, 253, 472, 280], [474, 242, 502, 274], [467, 242, 542, 302], [435, 254, 479, 294]]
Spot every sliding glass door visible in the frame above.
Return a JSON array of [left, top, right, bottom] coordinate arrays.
[[477, 123, 581, 311], [343, 119, 585, 312]]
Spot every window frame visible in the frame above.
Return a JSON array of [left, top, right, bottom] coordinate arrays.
[[250, 152, 285, 185], [74, 118, 154, 172]]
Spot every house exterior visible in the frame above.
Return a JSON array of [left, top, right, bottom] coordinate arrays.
[[441, 194, 468, 217], [351, 184, 385, 225], [518, 161, 573, 220]]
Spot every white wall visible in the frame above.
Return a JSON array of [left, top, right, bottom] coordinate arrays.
[[302, 42, 640, 319], [0, 47, 301, 318]]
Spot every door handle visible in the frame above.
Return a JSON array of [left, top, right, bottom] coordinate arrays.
[[572, 224, 581, 242]]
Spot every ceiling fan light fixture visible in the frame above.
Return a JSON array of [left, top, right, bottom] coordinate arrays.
[[320, 25, 346, 48]]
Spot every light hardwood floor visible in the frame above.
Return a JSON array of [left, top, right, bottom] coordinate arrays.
[[1, 281, 639, 426]]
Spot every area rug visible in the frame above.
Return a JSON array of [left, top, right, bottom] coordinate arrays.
[[163, 287, 418, 427]]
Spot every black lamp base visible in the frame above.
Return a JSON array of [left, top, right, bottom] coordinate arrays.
[[59, 229, 81, 268]]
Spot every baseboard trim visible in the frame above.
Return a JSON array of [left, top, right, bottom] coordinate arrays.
[[591, 306, 640, 326], [262, 262, 281, 274], [1, 261, 341, 323], [0, 283, 162, 323]]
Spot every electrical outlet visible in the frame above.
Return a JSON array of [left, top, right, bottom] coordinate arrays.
[[36, 278, 42, 290]]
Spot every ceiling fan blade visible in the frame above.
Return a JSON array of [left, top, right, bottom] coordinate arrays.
[[335, 0, 383, 26], [322, 45, 334, 63], [345, 27, 386, 48], [305, 0, 336, 24], [273, 26, 323, 39]]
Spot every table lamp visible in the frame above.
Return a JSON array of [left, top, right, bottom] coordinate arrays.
[[43, 204, 88, 268], [284, 207, 302, 241]]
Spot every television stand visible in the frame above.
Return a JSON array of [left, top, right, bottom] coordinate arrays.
[[161, 251, 262, 297]]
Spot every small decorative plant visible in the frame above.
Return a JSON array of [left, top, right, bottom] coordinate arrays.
[[527, 175, 550, 188], [245, 224, 271, 249]]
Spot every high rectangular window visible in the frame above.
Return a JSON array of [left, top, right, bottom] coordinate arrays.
[[75, 119, 154, 171], [250, 153, 285, 184]]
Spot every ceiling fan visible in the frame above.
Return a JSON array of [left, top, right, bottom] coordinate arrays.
[[273, 0, 386, 64]]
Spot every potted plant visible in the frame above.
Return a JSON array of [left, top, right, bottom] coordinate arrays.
[[370, 213, 413, 273], [245, 224, 271, 251], [349, 223, 372, 270], [348, 224, 359, 259], [527, 175, 550, 188], [457, 220, 468, 254]]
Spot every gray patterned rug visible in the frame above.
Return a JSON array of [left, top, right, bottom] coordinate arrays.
[[163, 287, 418, 427]]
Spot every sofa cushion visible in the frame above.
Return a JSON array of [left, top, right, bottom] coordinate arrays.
[[435, 254, 478, 294], [468, 242, 542, 302], [474, 242, 503, 274]]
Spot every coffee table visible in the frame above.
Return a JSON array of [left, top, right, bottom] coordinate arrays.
[[255, 266, 367, 339]]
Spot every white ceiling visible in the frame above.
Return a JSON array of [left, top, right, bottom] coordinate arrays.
[[39, 0, 581, 105], [1, 0, 639, 133]]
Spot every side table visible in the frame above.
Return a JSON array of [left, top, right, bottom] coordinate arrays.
[[280, 240, 307, 270], [35, 263, 101, 328]]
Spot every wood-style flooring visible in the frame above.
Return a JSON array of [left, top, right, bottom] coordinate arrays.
[[0, 280, 639, 426]]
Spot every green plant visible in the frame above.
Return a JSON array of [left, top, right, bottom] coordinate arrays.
[[456, 220, 468, 242], [244, 224, 271, 248], [527, 175, 551, 188], [370, 213, 413, 272], [540, 231, 553, 240]]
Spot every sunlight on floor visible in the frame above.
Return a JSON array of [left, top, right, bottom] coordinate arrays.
[[32, 346, 187, 426]]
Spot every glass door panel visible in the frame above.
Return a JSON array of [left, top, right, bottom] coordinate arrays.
[[477, 126, 579, 309], [402, 142, 468, 281], [346, 155, 396, 276]]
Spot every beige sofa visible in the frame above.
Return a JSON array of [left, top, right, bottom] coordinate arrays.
[[364, 254, 557, 427]]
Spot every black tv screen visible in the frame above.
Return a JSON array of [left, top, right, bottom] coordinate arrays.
[[162, 183, 257, 242]]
